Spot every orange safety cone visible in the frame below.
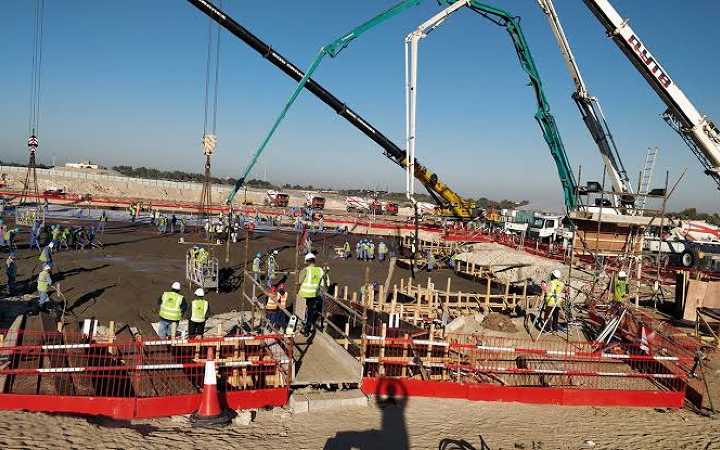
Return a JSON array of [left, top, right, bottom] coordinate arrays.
[[190, 346, 233, 427]]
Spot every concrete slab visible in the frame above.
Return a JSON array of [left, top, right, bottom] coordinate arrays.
[[291, 330, 362, 387], [290, 390, 367, 413]]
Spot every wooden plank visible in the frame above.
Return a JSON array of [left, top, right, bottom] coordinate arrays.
[[684, 280, 709, 321], [62, 329, 96, 396], [115, 328, 156, 397], [0, 315, 24, 393], [9, 314, 46, 394], [132, 329, 195, 395], [38, 313, 74, 395]]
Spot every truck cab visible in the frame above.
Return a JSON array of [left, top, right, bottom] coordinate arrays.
[[528, 214, 565, 241]]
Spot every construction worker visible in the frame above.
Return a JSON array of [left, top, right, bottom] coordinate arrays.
[[158, 281, 186, 339], [368, 241, 375, 261], [426, 250, 435, 272], [360, 240, 368, 261], [543, 269, 565, 332], [613, 271, 629, 304], [195, 247, 209, 272], [37, 264, 53, 311], [6, 228, 18, 251], [179, 216, 186, 234], [265, 287, 284, 330], [51, 225, 62, 248], [188, 288, 209, 337], [39, 242, 54, 270], [98, 210, 107, 234], [6, 253, 16, 296], [252, 253, 262, 283], [342, 241, 351, 259], [60, 227, 70, 250], [267, 250, 278, 287], [378, 241, 388, 261], [30, 220, 41, 251], [355, 240, 362, 260], [297, 253, 326, 336]]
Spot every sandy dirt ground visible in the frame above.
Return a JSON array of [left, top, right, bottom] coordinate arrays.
[[0, 396, 718, 450]]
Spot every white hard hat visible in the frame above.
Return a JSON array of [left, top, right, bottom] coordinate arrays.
[[551, 269, 562, 279], [273, 250, 279, 255], [43, 264, 52, 271], [618, 271, 627, 278], [171, 281, 181, 290], [305, 253, 316, 261], [195, 288, 205, 297], [48, 242, 54, 248]]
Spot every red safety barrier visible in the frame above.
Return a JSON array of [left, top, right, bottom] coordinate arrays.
[[361, 330, 688, 408], [0, 329, 291, 419]]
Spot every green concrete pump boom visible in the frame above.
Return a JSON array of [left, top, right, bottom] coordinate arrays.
[[223, 0, 426, 205], [442, 0, 578, 209]]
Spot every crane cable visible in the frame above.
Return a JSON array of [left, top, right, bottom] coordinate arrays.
[[28, 0, 45, 137], [201, 0, 222, 156]]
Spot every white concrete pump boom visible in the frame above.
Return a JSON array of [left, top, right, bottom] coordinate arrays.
[[582, 0, 720, 190], [405, 1, 470, 214], [538, 0, 633, 201]]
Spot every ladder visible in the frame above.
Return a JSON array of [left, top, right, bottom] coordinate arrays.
[[637, 146, 659, 212]]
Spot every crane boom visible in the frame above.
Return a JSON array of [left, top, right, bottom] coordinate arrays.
[[538, 0, 633, 201], [186, 0, 476, 218], [445, 1, 578, 210], [582, 0, 720, 189]]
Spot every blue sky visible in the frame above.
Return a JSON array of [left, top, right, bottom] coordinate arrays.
[[1, 1, 718, 212]]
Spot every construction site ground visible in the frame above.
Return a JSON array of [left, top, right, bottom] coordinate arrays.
[[2, 208, 720, 448], [0, 217, 481, 334], [0, 394, 718, 450]]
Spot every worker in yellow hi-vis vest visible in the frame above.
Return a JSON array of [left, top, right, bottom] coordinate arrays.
[[297, 253, 326, 337], [158, 282, 186, 339], [613, 271, 629, 304], [188, 288, 209, 337], [543, 270, 565, 332]]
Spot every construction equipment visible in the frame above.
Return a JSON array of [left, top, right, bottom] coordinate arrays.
[[537, 0, 633, 207], [304, 193, 325, 211], [185, 0, 477, 218], [264, 190, 289, 207], [405, 1, 577, 210], [582, 0, 720, 190]]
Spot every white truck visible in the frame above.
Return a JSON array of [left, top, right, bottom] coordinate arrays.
[[264, 190, 289, 207], [305, 192, 325, 210]]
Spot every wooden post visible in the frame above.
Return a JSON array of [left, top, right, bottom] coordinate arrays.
[[402, 333, 409, 378], [343, 285, 348, 301], [485, 276, 492, 312], [379, 285, 386, 310], [400, 277, 405, 291], [504, 279, 510, 309], [427, 324, 435, 379], [379, 323, 387, 376], [344, 321, 350, 350], [352, 291, 357, 304], [243, 228, 250, 299], [108, 321, 115, 355]]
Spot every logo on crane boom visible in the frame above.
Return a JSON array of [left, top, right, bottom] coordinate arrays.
[[627, 34, 672, 89]]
